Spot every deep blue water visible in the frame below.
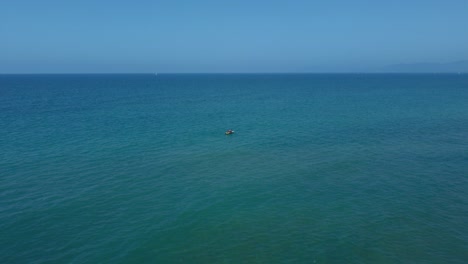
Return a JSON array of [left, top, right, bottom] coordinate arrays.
[[1, 74, 467, 263]]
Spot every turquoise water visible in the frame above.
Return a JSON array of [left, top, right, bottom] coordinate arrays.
[[1, 74, 467, 263]]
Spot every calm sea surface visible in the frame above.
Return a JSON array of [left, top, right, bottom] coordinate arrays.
[[1, 74, 467, 263]]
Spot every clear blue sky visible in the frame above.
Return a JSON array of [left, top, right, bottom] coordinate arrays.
[[1, 0, 468, 73]]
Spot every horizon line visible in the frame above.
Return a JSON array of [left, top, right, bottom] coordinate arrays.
[[1, 72, 468, 75]]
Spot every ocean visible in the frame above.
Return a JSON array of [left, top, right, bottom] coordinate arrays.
[[1, 74, 467, 263]]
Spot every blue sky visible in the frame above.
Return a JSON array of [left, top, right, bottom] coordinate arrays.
[[1, 0, 468, 73]]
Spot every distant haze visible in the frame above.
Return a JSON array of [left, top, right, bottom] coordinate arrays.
[[382, 60, 468, 73], [1, 0, 468, 73]]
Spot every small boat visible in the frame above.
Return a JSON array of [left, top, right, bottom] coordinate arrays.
[[225, 129, 234, 135]]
